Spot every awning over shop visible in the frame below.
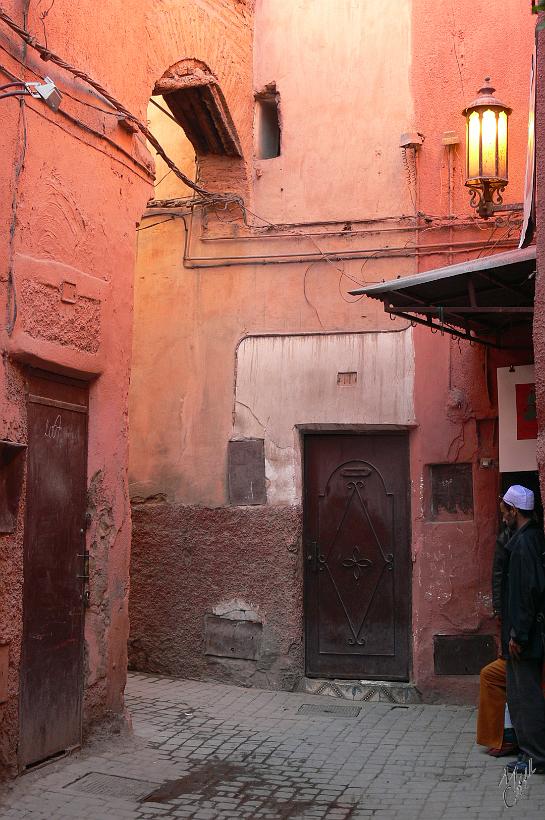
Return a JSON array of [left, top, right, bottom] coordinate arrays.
[[349, 246, 536, 347]]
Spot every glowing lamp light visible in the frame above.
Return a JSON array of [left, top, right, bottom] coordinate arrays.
[[463, 78, 511, 218]]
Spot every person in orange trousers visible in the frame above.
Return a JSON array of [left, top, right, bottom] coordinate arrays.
[[478, 656, 545, 754], [477, 513, 517, 756], [477, 658, 514, 754], [477, 492, 545, 757]]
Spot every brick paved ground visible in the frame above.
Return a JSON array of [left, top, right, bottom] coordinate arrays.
[[1, 672, 545, 819]]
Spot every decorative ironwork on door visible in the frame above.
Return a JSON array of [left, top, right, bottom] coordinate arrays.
[[304, 434, 410, 681]]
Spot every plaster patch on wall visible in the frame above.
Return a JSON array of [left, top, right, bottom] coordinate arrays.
[[27, 173, 87, 264], [83, 470, 119, 723], [212, 598, 261, 622], [233, 330, 415, 504], [20, 279, 101, 353]]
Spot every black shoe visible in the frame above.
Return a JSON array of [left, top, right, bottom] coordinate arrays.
[[505, 755, 545, 775]]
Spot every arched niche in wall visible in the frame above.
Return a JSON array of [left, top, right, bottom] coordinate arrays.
[[154, 59, 243, 159]]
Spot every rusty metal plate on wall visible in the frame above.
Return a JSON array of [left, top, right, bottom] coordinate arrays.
[[204, 614, 262, 660], [434, 634, 496, 675], [430, 463, 473, 521], [227, 439, 266, 506]]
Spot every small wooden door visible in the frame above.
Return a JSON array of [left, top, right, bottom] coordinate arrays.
[[304, 433, 410, 680], [19, 371, 88, 767]]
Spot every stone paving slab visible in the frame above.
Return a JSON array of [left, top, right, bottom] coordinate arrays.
[[1, 672, 545, 818]]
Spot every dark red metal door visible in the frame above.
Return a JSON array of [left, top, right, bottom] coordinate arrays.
[[304, 433, 410, 680], [19, 371, 88, 767]]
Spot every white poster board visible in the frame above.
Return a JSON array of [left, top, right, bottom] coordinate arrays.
[[497, 364, 537, 472], [519, 47, 536, 249]]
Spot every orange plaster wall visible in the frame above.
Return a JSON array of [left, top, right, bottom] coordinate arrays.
[[409, 0, 535, 699], [535, 23, 545, 539], [128, 0, 537, 700], [129, 0, 418, 505], [252, 0, 415, 223], [0, 0, 152, 776]]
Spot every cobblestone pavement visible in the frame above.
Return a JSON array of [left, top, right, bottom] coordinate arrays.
[[2, 672, 545, 819]]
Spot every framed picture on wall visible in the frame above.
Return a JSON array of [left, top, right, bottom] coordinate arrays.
[[497, 364, 537, 472]]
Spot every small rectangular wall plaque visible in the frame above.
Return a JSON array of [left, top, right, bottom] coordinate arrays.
[[204, 615, 262, 660], [434, 634, 496, 675], [227, 439, 266, 505]]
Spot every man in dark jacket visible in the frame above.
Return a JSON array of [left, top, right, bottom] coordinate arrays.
[[500, 485, 545, 774], [492, 523, 512, 618]]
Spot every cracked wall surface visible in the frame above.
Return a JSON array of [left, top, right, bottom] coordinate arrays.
[[0, 0, 152, 778], [128, 0, 536, 702], [129, 502, 303, 689]]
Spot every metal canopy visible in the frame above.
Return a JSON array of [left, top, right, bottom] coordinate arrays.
[[349, 246, 536, 347]]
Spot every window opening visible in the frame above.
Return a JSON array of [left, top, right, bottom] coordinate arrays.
[[255, 87, 280, 159]]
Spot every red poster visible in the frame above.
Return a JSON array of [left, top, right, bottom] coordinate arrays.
[[515, 383, 538, 440]]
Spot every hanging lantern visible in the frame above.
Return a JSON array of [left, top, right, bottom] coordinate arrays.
[[463, 78, 511, 218]]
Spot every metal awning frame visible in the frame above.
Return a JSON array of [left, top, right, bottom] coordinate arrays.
[[384, 307, 526, 348], [350, 246, 536, 349]]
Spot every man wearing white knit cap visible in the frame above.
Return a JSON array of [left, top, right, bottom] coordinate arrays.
[[500, 485, 545, 775]]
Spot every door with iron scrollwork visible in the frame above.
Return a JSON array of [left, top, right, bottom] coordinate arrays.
[[304, 433, 410, 680]]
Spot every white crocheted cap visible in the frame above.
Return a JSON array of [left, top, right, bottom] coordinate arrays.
[[503, 485, 534, 511]]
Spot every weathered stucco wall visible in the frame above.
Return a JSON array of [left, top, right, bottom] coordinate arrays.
[[233, 330, 415, 504], [129, 0, 418, 690], [129, 0, 536, 702], [252, 0, 414, 223], [0, 0, 152, 777], [130, 503, 303, 689], [409, 0, 535, 701], [535, 22, 545, 523], [146, 0, 254, 201]]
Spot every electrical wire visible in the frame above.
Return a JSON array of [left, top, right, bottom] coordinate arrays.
[[0, 60, 152, 179], [0, 80, 24, 90], [154, 168, 173, 189], [302, 263, 325, 328], [0, 89, 28, 99], [6, 96, 27, 335], [0, 6, 220, 198], [23, 96, 152, 184], [37, 0, 55, 51], [0, 46, 121, 116], [136, 217, 177, 232], [149, 96, 180, 126]]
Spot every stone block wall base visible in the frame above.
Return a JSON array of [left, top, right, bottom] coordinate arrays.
[[299, 677, 422, 704]]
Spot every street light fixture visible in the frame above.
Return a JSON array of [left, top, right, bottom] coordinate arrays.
[[463, 78, 511, 218]]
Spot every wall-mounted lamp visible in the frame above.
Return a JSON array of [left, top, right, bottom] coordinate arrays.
[[463, 78, 511, 218]]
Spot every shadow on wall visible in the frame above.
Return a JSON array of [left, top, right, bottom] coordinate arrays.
[[128, 501, 303, 690]]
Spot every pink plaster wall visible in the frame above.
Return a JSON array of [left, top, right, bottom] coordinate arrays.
[[129, 502, 303, 689], [409, 0, 535, 700], [0, 0, 152, 777], [535, 22, 545, 513], [128, 0, 537, 703]]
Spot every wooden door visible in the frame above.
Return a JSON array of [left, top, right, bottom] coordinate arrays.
[[19, 371, 88, 767], [304, 433, 410, 680]]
